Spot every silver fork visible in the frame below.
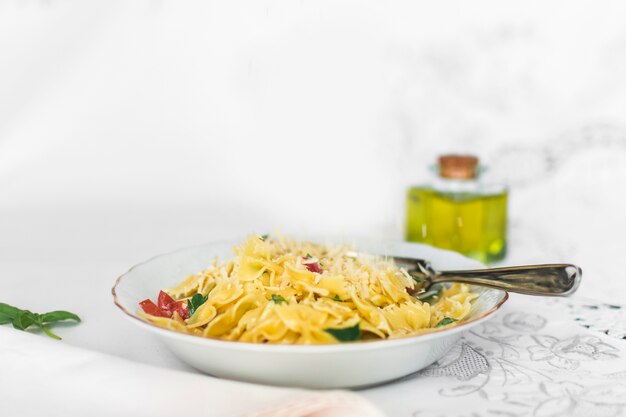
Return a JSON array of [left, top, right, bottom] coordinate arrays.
[[347, 252, 582, 297], [393, 256, 581, 296]]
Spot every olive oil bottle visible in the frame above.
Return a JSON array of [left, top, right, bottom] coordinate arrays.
[[405, 155, 508, 263]]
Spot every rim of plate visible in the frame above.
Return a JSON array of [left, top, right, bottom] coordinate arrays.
[[112, 238, 509, 352]]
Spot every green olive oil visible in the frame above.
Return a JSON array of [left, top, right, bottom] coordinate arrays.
[[405, 155, 508, 264], [405, 187, 507, 263]]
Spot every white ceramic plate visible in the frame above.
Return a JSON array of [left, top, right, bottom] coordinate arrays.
[[112, 238, 508, 389]]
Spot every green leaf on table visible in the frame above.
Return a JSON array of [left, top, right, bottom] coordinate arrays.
[[436, 317, 457, 327], [13, 310, 37, 330], [325, 323, 361, 342], [0, 303, 19, 325], [0, 303, 19, 315], [187, 293, 209, 317], [39, 324, 62, 340], [41, 311, 81, 323], [0, 302, 80, 340], [271, 294, 287, 304], [0, 303, 20, 321]]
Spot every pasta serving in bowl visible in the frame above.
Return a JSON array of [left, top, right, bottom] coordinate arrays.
[[112, 235, 508, 388]]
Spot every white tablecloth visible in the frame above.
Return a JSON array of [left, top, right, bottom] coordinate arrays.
[[0, 326, 385, 417]]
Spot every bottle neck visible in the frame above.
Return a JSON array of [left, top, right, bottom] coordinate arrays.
[[430, 174, 507, 195], [432, 176, 480, 193]]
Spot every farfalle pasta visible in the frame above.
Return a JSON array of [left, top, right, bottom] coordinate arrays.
[[138, 235, 477, 344]]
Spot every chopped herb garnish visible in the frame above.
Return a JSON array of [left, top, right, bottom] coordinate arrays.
[[259, 234, 269, 241], [325, 323, 360, 342], [436, 317, 457, 327], [332, 295, 343, 302], [187, 293, 208, 317], [0, 303, 80, 340], [304, 253, 313, 259], [271, 294, 287, 304]]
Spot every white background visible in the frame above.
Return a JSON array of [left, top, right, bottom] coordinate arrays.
[[2, 1, 626, 306]]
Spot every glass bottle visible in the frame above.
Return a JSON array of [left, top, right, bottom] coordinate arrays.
[[405, 155, 508, 263]]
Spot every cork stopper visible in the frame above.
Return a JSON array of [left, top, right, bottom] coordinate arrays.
[[438, 154, 479, 179]]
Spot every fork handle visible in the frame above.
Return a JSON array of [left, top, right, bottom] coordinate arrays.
[[432, 264, 582, 296]]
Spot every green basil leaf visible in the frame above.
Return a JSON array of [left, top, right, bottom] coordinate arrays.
[[0, 303, 20, 320], [12, 310, 37, 330], [41, 311, 81, 323], [325, 323, 360, 342], [0, 302, 80, 340], [187, 293, 208, 317], [271, 294, 287, 304], [436, 317, 457, 327], [40, 324, 62, 340]]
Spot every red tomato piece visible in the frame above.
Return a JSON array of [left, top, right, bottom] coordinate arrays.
[[302, 258, 323, 274], [170, 300, 189, 320], [157, 290, 189, 319], [158, 290, 176, 310], [139, 299, 170, 318], [306, 262, 323, 273]]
